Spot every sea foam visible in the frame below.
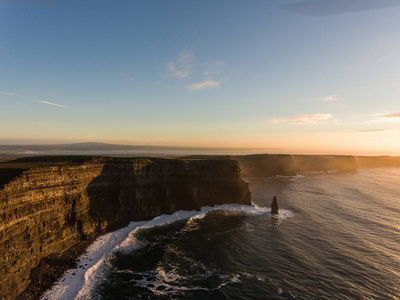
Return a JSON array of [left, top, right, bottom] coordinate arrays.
[[41, 204, 291, 300]]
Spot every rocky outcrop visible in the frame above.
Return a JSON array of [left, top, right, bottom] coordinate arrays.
[[0, 157, 251, 299], [271, 196, 279, 214], [233, 154, 357, 177]]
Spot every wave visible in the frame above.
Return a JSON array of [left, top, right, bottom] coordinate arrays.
[[41, 204, 292, 300], [243, 175, 304, 182]]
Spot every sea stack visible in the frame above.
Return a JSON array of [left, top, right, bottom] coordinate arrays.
[[271, 196, 279, 214]]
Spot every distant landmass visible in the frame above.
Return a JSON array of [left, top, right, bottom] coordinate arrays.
[[0, 142, 256, 158], [1, 143, 400, 168]]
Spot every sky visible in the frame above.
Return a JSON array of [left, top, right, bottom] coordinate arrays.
[[1, 0, 400, 155]]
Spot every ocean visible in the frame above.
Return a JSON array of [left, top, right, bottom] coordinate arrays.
[[42, 167, 400, 299]]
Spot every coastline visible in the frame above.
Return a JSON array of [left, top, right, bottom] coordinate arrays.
[[17, 235, 99, 300], [32, 204, 269, 300], [1, 156, 251, 299]]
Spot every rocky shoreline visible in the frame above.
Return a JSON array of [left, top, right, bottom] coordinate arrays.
[[1, 156, 251, 299], [1, 153, 376, 299], [17, 235, 98, 300]]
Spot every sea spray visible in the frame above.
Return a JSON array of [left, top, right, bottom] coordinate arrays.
[[41, 168, 400, 299], [41, 204, 288, 300]]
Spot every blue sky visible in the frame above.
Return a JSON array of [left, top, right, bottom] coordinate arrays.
[[1, 0, 400, 154]]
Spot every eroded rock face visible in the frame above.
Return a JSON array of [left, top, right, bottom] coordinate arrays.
[[0, 157, 251, 299]]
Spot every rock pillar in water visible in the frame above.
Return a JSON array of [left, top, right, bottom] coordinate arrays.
[[271, 196, 279, 214]]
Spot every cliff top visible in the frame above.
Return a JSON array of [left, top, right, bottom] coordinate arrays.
[[0, 155, 237, 189], [0, 156, 100, 188]]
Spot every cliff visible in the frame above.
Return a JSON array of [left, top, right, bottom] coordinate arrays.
[[233, 154, 297, 177], [292, 155, 358, 173], [355, 156, 400, 168], [233, 154, 358, 177], [0, 157, 251, 299]]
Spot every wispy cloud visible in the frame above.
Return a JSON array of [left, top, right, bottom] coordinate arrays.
[[369, 113, 400, 123], [164, 50, 195, 79], [203, 61, 224, 76], [380, 113, 400, 118], [269, 113, 333, 125], [188, 80, 221, 90], [324, 95, 339, 102], [40, 122, 55, 126], [0, 91, 21, 97], [32, 99, 69, 108], [358, 129, 387, 132]]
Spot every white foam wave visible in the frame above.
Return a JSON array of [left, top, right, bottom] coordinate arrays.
[[299, 170, 339, 175], [275, 174, 304, 179], [244, 175, 305, 182], [40, 220, 147, 300], [41, 203, 275, 300], [266, 208, 294, 227]]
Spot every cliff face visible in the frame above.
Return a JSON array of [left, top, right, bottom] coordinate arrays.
[[234, 154, 297, 177], [0, 157, 250, 299], [292, 155, 358, 173], [355, 156, 400, 168], [234, 154, 358, 177]]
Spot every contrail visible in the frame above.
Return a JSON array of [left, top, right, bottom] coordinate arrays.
[[0, 91, 69, 108], [0, 91, 21, 97], [34, 100, 69, 109]]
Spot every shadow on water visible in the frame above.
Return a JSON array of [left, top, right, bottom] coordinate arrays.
[[96, 211, 249, 300]]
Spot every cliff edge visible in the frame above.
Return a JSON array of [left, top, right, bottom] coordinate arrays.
[[0, 157, 250, 299]]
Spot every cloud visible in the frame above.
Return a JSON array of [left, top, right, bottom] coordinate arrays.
[[165, 50, 194, 79], [358, 129, 387, 132], [368, 113, 400, 123], [40, 122, 55, 126], [269, 113, 333, 124], [323, 95, 339, 102], [188, 80, 221, 90], [380, 113, 400, 118]]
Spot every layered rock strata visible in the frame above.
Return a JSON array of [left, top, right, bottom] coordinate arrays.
[[0, 157, 251, 299]]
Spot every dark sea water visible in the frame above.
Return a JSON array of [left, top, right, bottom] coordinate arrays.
[[43, 168, 400, 299]]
